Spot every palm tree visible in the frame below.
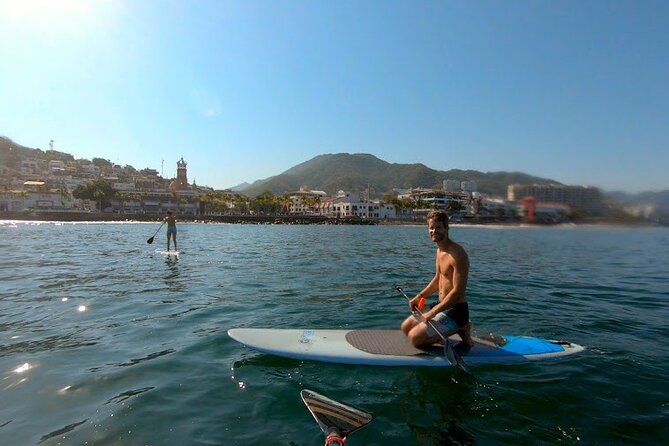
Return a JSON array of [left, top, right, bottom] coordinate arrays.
[[19, 190, 28, 211], [133, 193, 145, 213], [197, 192, 210, 215], [58, 185, 71, 208], [305, 195, 321, 214], [132, 193, 144, 211], [223, 193, 237, 215], [253, 191, 277, 215], [94, 190, 104, 212], [117, 192, 130, 213], [235, 195, 249, 215], [280, 194, 293, 215]]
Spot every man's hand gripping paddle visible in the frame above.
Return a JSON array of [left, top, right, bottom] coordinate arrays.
[[396, 286, 471, 374]]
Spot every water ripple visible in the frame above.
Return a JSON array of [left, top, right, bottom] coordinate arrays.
[[0, 223, 666, 445]]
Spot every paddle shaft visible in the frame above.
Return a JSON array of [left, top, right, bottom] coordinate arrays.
[[396, 286, 470, 373], [324, 430, 345, 446], [146, 221, 165, 244], [396, 286, 452, 347]]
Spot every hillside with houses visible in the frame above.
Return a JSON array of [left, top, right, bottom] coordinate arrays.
[[0, 136, 660, 225]]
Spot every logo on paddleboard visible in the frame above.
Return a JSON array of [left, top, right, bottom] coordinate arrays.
[[299, 330, 314, 344]]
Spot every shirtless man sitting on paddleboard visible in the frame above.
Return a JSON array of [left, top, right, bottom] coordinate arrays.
[[401, 210, 474, 349]]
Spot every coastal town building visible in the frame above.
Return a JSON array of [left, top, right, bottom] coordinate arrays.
[[283, 188, 396, 219], [476, 197, 520, 220], [0, 189, 77, 212], [397, 188, 470, 213], [442, 179, 478, 194], [461, 181, 478, 193], [507, 183, 604, 214], [0, 148, 204, 214], [284, 186, 328, 215], [443, 180, 461, 191], [316, 191, 396, 219], [110, 157, 201, 214]]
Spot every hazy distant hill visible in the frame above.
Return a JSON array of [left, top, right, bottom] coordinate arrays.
[[228, 182, 251, 192], [1, 136, 34, 158], [241, 153, 561, 197], [1, 136, 74, 165]]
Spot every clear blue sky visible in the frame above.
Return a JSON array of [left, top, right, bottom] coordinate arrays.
[[1, 0, 667, 193]]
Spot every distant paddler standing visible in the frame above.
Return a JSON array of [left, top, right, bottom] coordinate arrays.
[[165, 210, 177, 251]]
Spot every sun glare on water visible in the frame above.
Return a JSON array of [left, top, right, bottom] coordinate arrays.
[[15, 362, 31, 374]]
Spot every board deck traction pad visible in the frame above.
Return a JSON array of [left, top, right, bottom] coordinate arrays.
[[343, 329, 577, 357], [345, 329, 502, 356], [349, 329, 456, 356]]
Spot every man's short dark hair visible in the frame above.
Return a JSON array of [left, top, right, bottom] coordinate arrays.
[[427, 210, 449, 227]]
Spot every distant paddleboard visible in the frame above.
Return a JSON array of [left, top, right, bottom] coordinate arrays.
[[228, 328, 584, 367], [155, 249, 180, 256]]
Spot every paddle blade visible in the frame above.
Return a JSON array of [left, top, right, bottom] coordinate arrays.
[[445, 342, 471, 374], [146, 236, 155, 244], [301, 389, 372, 439], [455, 353, 471, 374]]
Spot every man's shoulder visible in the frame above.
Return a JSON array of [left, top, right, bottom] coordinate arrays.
[[448, 241, 469, 263], [443, 240, 467, 253], [454, 241, 468, 253]]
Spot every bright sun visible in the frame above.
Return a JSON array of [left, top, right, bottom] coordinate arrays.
[[1, 0, 90, 18], [0, 0, 113, 32]]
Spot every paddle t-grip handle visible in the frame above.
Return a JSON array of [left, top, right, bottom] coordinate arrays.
[[417, 296, 426, 310]]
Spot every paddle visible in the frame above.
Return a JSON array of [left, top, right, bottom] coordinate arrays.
[[396, 286, 471, 374], [301, 389, 372, 446], [146, 221, 165, 244]]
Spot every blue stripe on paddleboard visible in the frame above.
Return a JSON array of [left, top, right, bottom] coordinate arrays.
[[500, 336, 564, 355]]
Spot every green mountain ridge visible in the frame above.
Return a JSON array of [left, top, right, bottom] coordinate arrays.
[[241, 153, 562, 198]]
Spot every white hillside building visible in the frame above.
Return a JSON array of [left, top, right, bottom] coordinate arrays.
[[317, 190, 396, 219], [285, 186, 328, 215]]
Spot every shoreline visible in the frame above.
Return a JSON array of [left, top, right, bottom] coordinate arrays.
[[0, 210, 375, 225], [0, 210, 660, 227]]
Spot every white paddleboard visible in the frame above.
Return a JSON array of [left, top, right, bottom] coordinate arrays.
[[228, 328, 584, 367], [155, 249, 180, 256]]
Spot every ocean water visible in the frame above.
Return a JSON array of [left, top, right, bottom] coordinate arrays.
[[0, 220, 667, 446]]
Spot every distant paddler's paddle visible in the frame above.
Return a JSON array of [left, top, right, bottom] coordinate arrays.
[[396, 286, 471, 374], [301, 389, 372, 446], [146, 221, 165, 244]]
